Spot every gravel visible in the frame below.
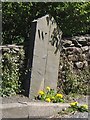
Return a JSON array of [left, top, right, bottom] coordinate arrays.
[[70, 112, 88, 118], [53, 111, 88, 118]]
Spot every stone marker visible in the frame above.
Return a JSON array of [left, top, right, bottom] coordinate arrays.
[[24, 15, 61, 98]]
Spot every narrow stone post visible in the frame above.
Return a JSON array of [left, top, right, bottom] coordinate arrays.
[[24, 15, 61, 98]]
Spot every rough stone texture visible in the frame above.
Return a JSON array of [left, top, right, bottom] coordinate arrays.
[[81, 46, 89, 53], [1, 102, 69, 118], [44, 42, 60, 90], [2, 106, 29, 118], [75, 62, 84, 69], [68, 55, 79, 62], [58, 35, 90, 93], [61, 35, 90, 70], [25, 15, 60, 98], [1, 101, 88, 118], [63, 40, 72, 47]]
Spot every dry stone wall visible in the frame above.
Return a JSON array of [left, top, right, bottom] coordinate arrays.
[[58, 34, 90, 94], [61, 34, 90, 70]]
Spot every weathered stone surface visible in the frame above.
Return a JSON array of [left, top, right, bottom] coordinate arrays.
[[88, 42, 90, 45], [81, 46, 89, 52], [79, 54, 86, 61], [2, 106, 29, 118], [44, 42, 60, 90], [58, 35, 90, 92], [1, 102, 70, 118], [27, 15, 60, 98], [29, 16, 49, 98], [82, 54, 86, 60], [74, 62, 84, 69], [68, 55, 78, 62], [65, 47, 82, 54], [72, 38, 82, 47], [68, 54, 86, 62], [13, 47, 20, 52], [83, 61, 88, 67], [73, 47, 82, 54], [87, 50, 90, 61], [70, 43, 75, 47], [63, 40, 72, 47], [78, 37, 87, 46], [84, 35, 90, 42], [2, 47, 10, 52]]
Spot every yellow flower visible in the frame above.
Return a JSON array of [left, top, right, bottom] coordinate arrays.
[[70, 103, 76, 106], [45, 98, 51, 102], [56, 94, 63, 98], [70, 101, 78, 106], [46, 86, 50, 91], [38, 90, 44, 95], [82, 104, 88, 109]]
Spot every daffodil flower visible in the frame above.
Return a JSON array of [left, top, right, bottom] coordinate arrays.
[[38, 90, 44, 95], [46, 86, 50, 91], [70, 101, 78, 106], [81, 104, 88, 109], [45, 98, 51, 102], [56, 94, 63, 98]]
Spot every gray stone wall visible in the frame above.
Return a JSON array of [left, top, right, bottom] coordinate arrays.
[[61, 34, 90, 70], [58, 34, 90, 94]]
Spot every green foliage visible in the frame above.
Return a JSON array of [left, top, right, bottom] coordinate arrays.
[[58, 104, 88, 117], [0, 47, 25, 97], [70, 102, 88, 112], [78, 105, 88, 112], [2, 2, 90, 44], [58, 54, 89, 95], [2, 2, 47, 44], [58, 102, 88, 117], [64, 68, 89, 95], [53, 2, 90, 36]]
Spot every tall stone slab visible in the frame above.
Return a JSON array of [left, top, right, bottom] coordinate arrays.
[[44, 16, 60, 90], [24, 15, 61, 98], [29, 15, 49, 98]]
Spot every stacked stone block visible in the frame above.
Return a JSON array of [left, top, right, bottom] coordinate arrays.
[[61, 34, 90, 70]]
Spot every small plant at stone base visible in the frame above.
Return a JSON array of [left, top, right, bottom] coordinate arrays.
[[70, 102, 88, 112], [58, 53, 89, 95], [58, 102, 88, 117], [35, 86, 64, 103], [78, 104, 88, 112], [69, 101, 80, 113]]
